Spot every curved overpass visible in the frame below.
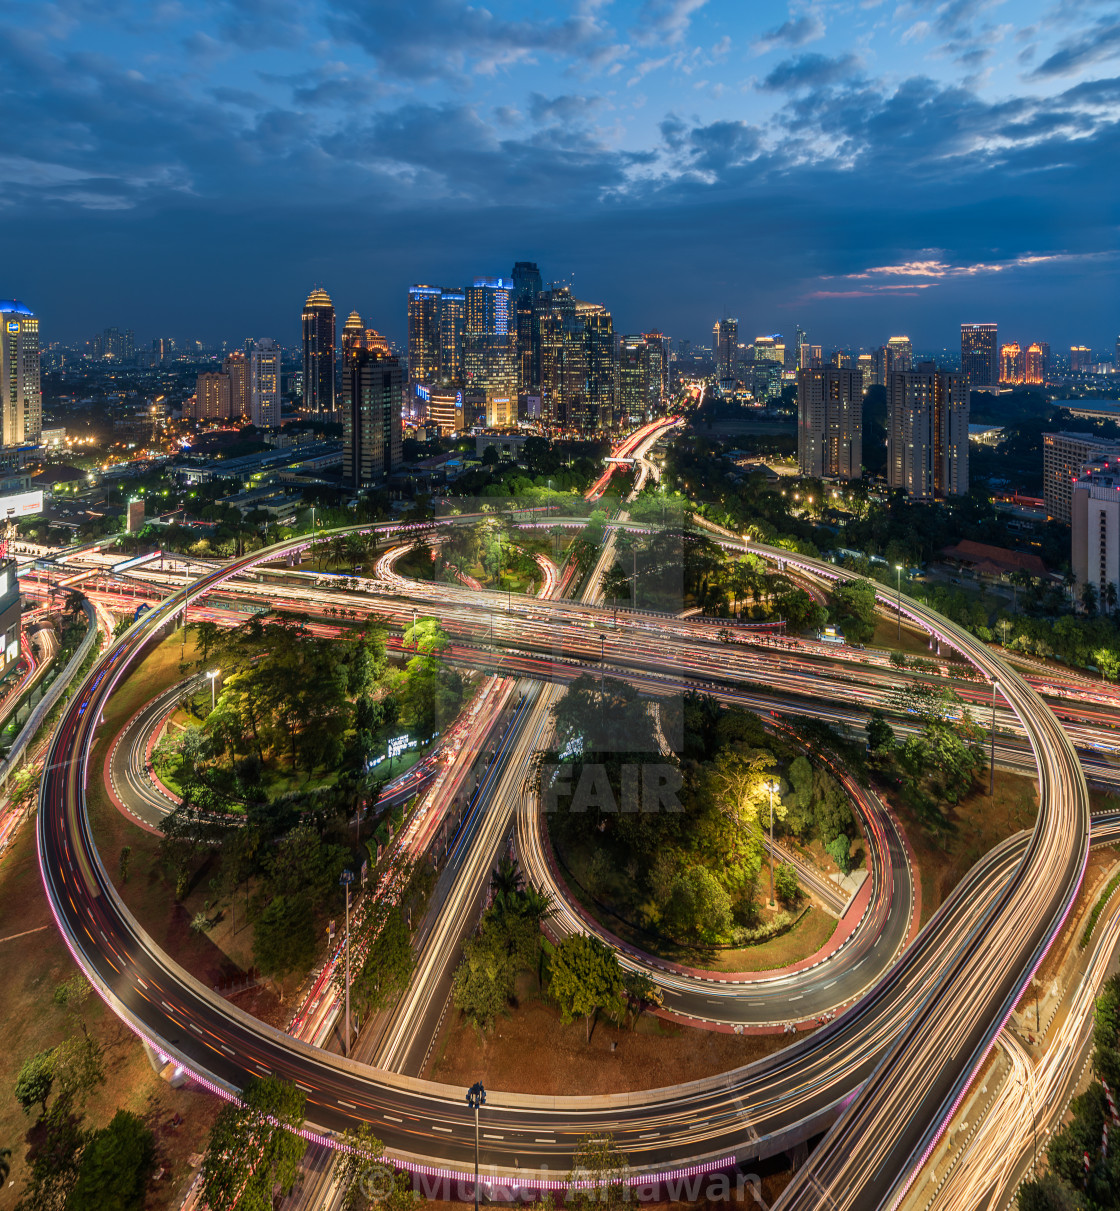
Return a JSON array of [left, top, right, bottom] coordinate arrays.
[[37, 523, 1089, 1206]]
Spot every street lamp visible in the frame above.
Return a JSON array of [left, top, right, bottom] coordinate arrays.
[[206, 668, 219, 712], [895, 565, 904, 643], [339, 869, 355, 1056], [466, 1081, 486, 1211], [767, 780, 779, 906], [989, 680, 999, 796]]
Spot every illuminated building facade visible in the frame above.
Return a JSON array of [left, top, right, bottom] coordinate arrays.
[[1024, 343, 1045, 385], [439, 290, 465, 383], [342, 347, 403, 487], [223, 351, 249, 419], [1043, 431, 1120, 522], [0, 302, 41, 447], [407, 286, 442, 383], [1071, 345, 1092, 373], [1000, 342, 1025, 384], [961, 323, 998, 390], [464, 277, 516, 424], [0, 560, 20, 676], [192, 372, 232, 421], [1072, 458, 1120, 604], [618, 336, 651, 424], [887, 335, 913, 372], [249, 339, 281, 428], [643, 332, 669, 407], [713, 318, 738, 380], [301, 287, 336, 416], [887, 364, 968, 499], [797, 367, 862, 480]]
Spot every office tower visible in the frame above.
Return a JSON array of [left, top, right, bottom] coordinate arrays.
[[887, 336, 913, 373], [1025, 342, 1045, 385], [999, 342, 1024, 384], [123, 329, 134, 362], [752, 334, 783, 363], [103, 327, 122, 360], [797, 367, 863, 480], [341, 310, 365, 360], [887, 363, 968, 499], [1070, 345, 1092, 373], [537, 287, 585, 430], [750, 361, 783, 402], [644, 332, 669, 406], [586, 312, 617, 432], [1039, 342, 1051, 379], [249, 338, 281, 428], [439, 289, 465, 383], [961, 323, 998, 390], [0, 301, 41, 446], [794, 326, 807, 370], [464, 277, 516, 425], [618, 336, 651, 423], [1043, 431, 1120, 522], [1072, 458, 1120, 602], [713, 318, 738, 380], [407, 285, 442, 383], [301, 287, 336, 415], [857, 353, 873, 394], [223, 350, 249, 419], [191, 372, 232, 421], [828, 349, 847, 369], [511, 261, 542, 304], [152, 337, 170, 364], [342, 346, 402, 487]]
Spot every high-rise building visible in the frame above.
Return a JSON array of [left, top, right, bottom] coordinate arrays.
[[438, 289, 465, 384], [0, 560, 20, 677], [407, 285, 442, 383], [1025, 342, 1045, 385], [249, 339, 281, 428], [341, 310, 365, 360], [511, 261, 542, 304], [0, 301, 41, 446], [342, 347, 402, 488], [797, 367, 863, 480], [887, 363, 968, 499], [1072, 458, 1120, 603], [752, 334, 783, 363], [191, 372, 232, 421], [464, 277, 516, 425], [713, 318, 738, 380], [887, 336, 913, 373], [1039, 342, 1051, 379], [123, 329, 134, 362], [961, 323, 998, 390], [618, 336, 651, 424], [301, 287, 335, 416], [643, 332, 669, 407], [1042, 431, 1120, 522], [794, 326, 807, 370], [223, 351, 249, 419], [828, 349, 846, 368], [1070, 345, 1092, 373], [857, 354, 873, 394], [103, 327, 123, 360], [1000, 342, 1025, 384], [585, 312, 616, 432]]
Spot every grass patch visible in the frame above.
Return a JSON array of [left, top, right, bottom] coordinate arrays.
[[1081, 866, 1120, 949]]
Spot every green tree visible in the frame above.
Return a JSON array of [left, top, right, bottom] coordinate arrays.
[[337, 1123, 416, 1211], [199, 1077, 307, 1211], [350, 907, 414, 1017], [14, 1049, 54, 1117], [253, 895, 317, 1001], [826, 835, 852, 876], [662, 866, 733, 943], [548, 934, 626, 1041], [69, 1110, 155, 1211], [775, 863, 800, 906], [866, 709, 895, 754], [567, 1133, 629, 1211], [828, 579, 878, 645]]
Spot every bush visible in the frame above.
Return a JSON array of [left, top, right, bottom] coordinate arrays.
[[826, 835, 852, 876], [774, 864, 800, 906]]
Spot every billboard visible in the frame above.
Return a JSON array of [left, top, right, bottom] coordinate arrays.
[[0, 490, 43, 518]]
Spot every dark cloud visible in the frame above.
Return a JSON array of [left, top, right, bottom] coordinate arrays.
[[752, 13, 825, 53], [1030, 17, 1120, 78], [759, 53, 861, 92]]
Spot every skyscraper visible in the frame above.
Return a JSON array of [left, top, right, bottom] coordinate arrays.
[[511, 262, 542, 399], [713, 318, 738, 380], [342, 347, 402, 488], [511, 261, 542, 304], [960, 323, 998, 390], [0, 301, 41, 446], [586, 312, 616, 432], [341, 310, 365, 360], [999, 342, 1025, 384], [857, 354, 873, 394], [644, 332, 669, 406], [1071, 345, 1092, 373], [797, 367, 863, 480], [464, 277, 516, 426], [103, 327, 123, 360], [439, 289, 465, 383], [249, 339, 281, 428], [407, 285, 442, 383], [887, 363, 968, 499], [752, 335, 784, 363], [618, 336, 651, 424], [887, 335, 913, 373], [191, 372, 232, 421], [223, 351, 249, 419], [301, 287, 336, 416], [1024, 343, 1045, 385]]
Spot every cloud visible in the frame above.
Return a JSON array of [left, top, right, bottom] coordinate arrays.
[[528, 93, 603, 124], [1030, 17, 1120, 78], [630, 0, 708, 47], [759, 52, 861, 91], [752, 13, 825, 54]]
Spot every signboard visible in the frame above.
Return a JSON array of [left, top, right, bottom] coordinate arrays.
[[388, 734, 410, 759], [0, 490, 42, 518]]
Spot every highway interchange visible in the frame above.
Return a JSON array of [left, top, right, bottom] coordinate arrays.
[[31, 451, 1110, 1209]]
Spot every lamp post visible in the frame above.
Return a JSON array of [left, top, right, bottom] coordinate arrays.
[[768, 780, 778, 906], [989, 680, 999, 796], [466, 1081, 486, 1211], [895, 564, 904, 643], [206, 668, 219, 713], [339, 869, 355, 1055]]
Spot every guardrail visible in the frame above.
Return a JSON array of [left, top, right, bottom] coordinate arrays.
[[0, 597, 99, 787]]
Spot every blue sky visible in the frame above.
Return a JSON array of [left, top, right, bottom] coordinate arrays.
[[3, 0, 1118, 351]]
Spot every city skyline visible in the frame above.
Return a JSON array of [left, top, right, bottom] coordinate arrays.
[[1, 1, 1116, 347]]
